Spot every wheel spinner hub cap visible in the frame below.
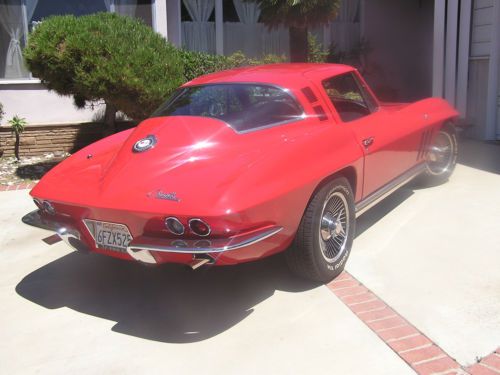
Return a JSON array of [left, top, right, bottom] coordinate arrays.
[[319, 192, 349, 263], [321, 212, 345, 241]]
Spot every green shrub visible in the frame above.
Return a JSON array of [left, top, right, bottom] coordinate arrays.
[[179, 49, 235, 82], [23, 13, 184, 127], [0, 102, 4, 123], [179, 49, 287, 82]]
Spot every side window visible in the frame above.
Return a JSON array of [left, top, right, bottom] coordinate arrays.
[[322, 73, 376, 122]]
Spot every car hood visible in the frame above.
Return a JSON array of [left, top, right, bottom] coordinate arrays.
[[31, 116, 277, 215]]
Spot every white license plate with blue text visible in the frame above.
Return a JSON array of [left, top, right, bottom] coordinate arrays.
[[84, 220, 133, 253]]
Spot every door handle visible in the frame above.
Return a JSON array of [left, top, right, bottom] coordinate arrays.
[[362, 137, 374, 148]]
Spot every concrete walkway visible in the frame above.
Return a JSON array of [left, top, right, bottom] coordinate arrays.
[[0, 140, 498, 374], [348, 140, 500, 367]]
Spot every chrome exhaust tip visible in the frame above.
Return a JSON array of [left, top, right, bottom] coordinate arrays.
[[188, 254, 215, 270], [126, 247, 158, 265], [57, 227, 90, 253], [188, 257, 211, 270]]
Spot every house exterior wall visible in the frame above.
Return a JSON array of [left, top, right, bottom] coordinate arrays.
[[467, 0, 493, 139], [0, 83, 101, 125], [361, 0, 434, 102], [470, 0, 494, 57], [466, 0, 500, 140]]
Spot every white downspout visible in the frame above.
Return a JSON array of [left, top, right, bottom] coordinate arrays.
[[456, 0, 472, 118], [444, 0, 459, 106], [486, 0, 500, 140], [432, 0, 446, 98]]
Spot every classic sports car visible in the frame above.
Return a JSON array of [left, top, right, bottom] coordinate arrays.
[[23, 64, 459, 282]]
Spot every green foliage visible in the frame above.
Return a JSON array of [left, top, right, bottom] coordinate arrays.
[[23, 13, 184, 121], [248, 0, 341, 29], [0, 102, 4, 123], [307, 33, 328, 63], [9, 115, 27, 135], [179, 49, 235, 82], [179, 49, 287, 81]]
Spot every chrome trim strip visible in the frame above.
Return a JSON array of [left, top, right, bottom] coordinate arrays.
[[127, 226, 283, 254], [22, 210, 283, 256], [355, 163, 426, 217]]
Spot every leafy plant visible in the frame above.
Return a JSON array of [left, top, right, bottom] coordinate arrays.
[[179, 49, 236, 82], [247, 0, 341, 62], [23, 13, 184, 132], [9, 115, 27, 161], [307, 33, 328, 63], [0, 102, 4, 123], [179, 49, 287, 82]]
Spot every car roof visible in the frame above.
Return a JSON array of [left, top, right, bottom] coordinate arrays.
[[185, 63, 355, 89]]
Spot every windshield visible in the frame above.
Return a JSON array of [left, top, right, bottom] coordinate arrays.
[[151, 84, 304, 133]]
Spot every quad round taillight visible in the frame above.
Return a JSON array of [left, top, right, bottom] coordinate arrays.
[[165, 217, 185, 235], [189, 218, 211, 237]]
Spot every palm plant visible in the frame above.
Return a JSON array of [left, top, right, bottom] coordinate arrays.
[[9, 115, 27, 161], [248, 0, 341, 62]]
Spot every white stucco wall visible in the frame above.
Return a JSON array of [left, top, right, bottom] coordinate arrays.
[[0, 82, 100, 126]]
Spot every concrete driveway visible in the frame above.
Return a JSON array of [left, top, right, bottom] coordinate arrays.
[[0, 140, 499, 374]]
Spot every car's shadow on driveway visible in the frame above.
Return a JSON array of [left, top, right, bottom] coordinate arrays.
[[15, 251, 318, 343]]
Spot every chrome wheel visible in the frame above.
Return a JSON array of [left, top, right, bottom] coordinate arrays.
[[426, 131, 455, 176], [319, 191, 349, 263]]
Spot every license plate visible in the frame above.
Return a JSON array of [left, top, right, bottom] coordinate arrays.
[[83, 219, 133, 253]]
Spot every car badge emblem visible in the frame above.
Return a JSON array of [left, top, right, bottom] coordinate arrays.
[[147, 190, 181, 202], [133, 134, 157, 153]]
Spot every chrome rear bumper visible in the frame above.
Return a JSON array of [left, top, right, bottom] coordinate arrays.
[[22, 210, 282, 266]]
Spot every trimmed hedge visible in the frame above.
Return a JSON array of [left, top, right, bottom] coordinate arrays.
[[23, 13, 184, 121]]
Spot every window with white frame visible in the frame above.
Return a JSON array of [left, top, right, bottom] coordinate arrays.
[[0, 0, 153, 80]]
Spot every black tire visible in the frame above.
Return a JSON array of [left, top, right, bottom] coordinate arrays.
[[418, 124, 458, 185], [286, 177, 355, 283]]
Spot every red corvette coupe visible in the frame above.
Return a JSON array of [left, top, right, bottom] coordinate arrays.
[[23, 64, 459, 282]]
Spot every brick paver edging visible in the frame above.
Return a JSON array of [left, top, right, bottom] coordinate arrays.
[[328, 272, 467, 375], [468, 348, 500, 374], [0, 183, 36, 192]]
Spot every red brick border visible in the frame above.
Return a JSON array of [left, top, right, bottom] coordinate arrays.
[[468, 348, 500, 374], [328, 272, 466, 375], [0, 182, 36, 192]]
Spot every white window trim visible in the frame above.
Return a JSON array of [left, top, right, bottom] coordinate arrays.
[[0, 79, 41, 85]]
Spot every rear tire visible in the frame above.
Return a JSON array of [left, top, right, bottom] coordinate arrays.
[[419, 124, 458, 185], [286, 177, 355, 283]]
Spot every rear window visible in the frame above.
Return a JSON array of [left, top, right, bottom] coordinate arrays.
[[151, 84, 304, 133]]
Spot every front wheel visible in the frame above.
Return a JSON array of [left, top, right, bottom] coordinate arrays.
[[419, 124, 458, 185], [286, 177, 355, 283]]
